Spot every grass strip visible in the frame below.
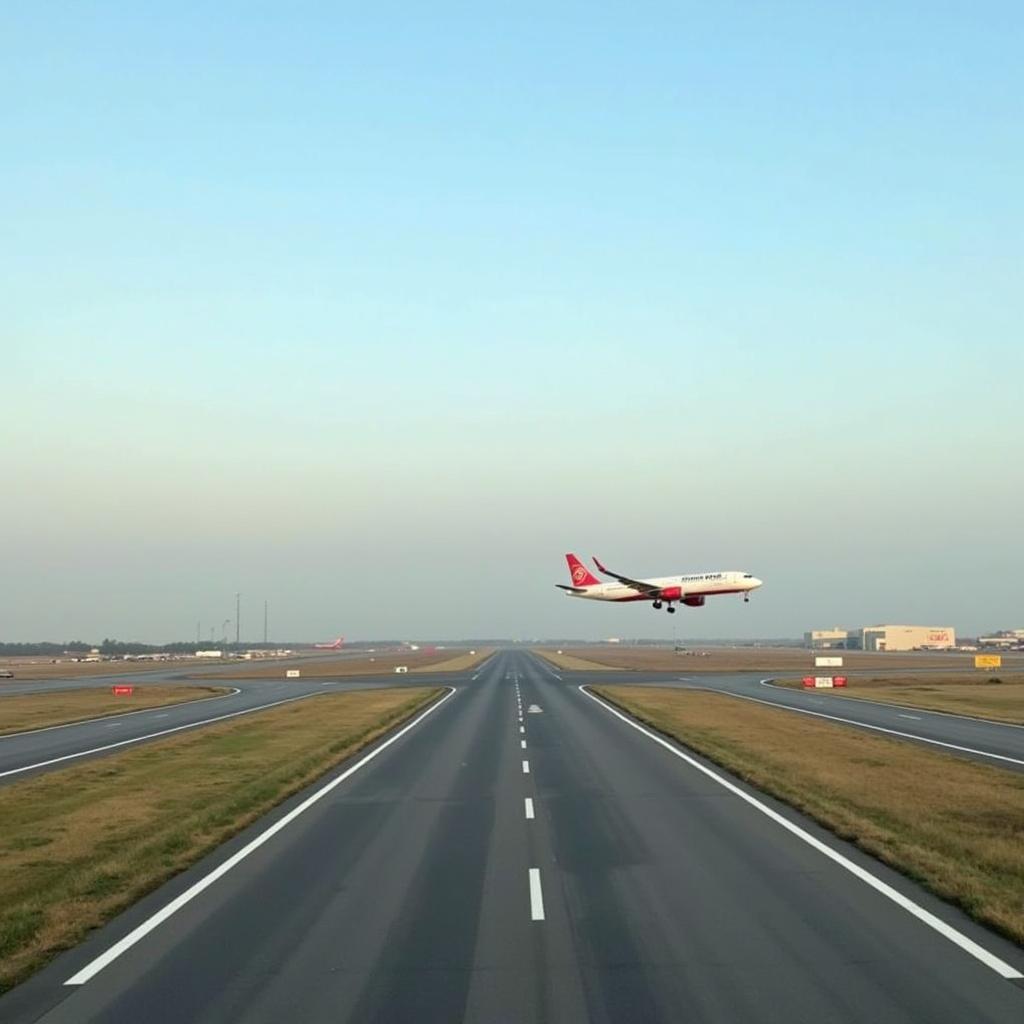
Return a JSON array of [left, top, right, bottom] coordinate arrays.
[[0, 686, 231, 735], [532, 649, 616, 671], [775, 675, 1024, 724], [0, 686, 441, 992], [411, 648, 494, 673], [199, 647, 492, 679], [594, 685, 1024, 946]]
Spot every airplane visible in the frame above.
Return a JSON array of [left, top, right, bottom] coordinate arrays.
[[556, 554, 763, 613], [313, 637, 344, 650]]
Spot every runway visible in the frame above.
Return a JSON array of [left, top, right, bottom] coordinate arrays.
[[0, 671, 455, 784], [543, 664, 1024, 770], [3, 650, 1021, 1023]]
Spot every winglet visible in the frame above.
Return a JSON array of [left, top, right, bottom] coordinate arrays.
[[593, 556, 610, 575]]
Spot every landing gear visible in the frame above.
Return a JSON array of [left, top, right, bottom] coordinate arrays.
[[743, 594, 750, 603], [652, 600, 662, 610], [667, 605, 676, 614]]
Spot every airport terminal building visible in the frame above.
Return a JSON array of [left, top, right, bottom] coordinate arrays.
[[805, 625, 956, 651]]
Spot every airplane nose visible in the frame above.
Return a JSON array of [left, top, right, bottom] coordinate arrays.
[[752, 577, 764, 588]]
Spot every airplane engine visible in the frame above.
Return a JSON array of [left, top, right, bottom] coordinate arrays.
[[659, 586, 683, 601], [682, 595, 706, 607]]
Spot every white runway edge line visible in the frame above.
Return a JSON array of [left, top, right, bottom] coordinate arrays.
[[736, 686, 1024, 768], [0, 693, 322, 781], [529, 868, 546, 920], [0, 687, 242, 741], [760, 678, 1024, 732], [524, 798, 535, 820], [65, 686, 457, 987], [580, 685, 1023, 982]]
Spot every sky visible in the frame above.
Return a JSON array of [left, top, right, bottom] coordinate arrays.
[[2, 2, 1022, 643]]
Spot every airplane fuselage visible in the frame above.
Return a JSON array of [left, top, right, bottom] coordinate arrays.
[[568, 571, 761, 605]]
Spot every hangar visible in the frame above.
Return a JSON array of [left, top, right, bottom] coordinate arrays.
[[805, 625, 956, 651], [859, 625, 955, 652]]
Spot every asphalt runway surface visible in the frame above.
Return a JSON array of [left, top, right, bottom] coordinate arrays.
[[0, 669, 458, 785], [3, 650, 1022, 1023]]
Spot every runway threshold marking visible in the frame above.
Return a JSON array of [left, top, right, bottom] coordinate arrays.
[[64, 686, 458, 986], [529, 869, 546, 920], [524, 798, 535, 819], [726, 687, 1024, 769], [0, 693, 322, 781], [581, 685, 1023, 982]]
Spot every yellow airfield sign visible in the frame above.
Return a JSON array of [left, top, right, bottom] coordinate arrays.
[[975, 654, 1002, 669]]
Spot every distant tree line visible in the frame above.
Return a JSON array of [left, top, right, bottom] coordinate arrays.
[[0, 639, 284, 656], [0, 641, 93, 656]]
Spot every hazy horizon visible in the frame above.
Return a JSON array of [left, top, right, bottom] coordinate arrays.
[[4, 4, 1022, 643]]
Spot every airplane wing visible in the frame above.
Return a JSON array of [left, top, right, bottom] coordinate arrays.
[[555, 584, 587, 593], [592, 556, 663, 596]]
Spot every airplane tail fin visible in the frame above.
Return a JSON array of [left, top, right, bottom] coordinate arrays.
[[565, 553, 600, 588]]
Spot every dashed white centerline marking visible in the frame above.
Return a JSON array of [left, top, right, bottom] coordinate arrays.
[[524, 797, 535, 819], [529, 868, 545, 920], [898, 714, 922, 720], [521, 739, 527, 749], [520, 726, 525, 733], [522, 760, 530, 774]]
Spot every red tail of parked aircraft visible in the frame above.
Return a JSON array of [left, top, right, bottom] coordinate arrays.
[[314, 637, 344, 650]]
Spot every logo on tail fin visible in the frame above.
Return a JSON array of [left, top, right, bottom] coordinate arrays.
[[566, 553, 600, 588]]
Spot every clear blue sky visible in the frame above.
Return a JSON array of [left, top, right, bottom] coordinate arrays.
[[3, 3, 1021, 642]]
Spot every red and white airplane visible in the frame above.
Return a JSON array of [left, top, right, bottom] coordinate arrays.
[[313, 637, 344, 650], [557, 554, 763, 613]]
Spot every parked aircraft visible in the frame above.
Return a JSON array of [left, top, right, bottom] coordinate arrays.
[[313, 637, 344, 650], [557, 554, 762, 613]]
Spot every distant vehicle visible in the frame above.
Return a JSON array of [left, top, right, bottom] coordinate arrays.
[[0, 669, 14, 678], [556, 553, 763, 614], [314, 637, 344, 650]]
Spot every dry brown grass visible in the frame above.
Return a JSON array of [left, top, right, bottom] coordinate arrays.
[[0, 686, 441, 991], [532, 649, 618, 671], [411, 648, 494, 673], [775, 674, 1024, 724], [534, 646, 1019, 674], [198, 647, 491, 679], [595, 685, 1024, 946], [0, 686, 231, 735]]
